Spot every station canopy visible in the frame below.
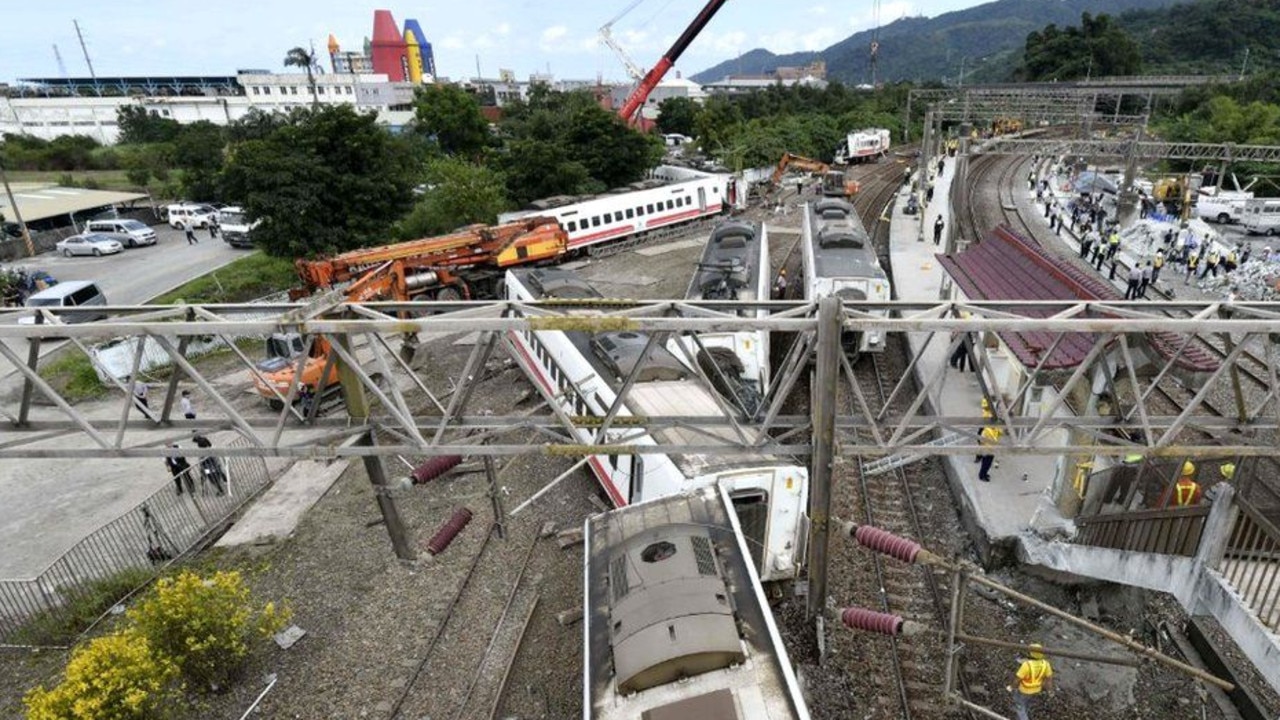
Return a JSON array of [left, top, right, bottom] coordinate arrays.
[[0, 184, 148, 225]]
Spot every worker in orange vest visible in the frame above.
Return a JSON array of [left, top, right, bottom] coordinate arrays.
[[1011, 642, 1053, 720], [1170, 460, 1202, 507]]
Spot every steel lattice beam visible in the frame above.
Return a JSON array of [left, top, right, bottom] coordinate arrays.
[[971, 138, 1280, 163], [1, 300, 1277, 461]]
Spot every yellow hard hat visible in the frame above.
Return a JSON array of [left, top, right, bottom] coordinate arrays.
[[1220, 463, 1236, 480], [1124, 454, 1143, 464], [981, 397, 990, 409], [1028, 643, 1045, 659], [1182, 460, 1196, 476]]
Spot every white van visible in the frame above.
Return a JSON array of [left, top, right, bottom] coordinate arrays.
[[22, 281, 108, 324], [217, 206, 261, 249], [165, 203, 218, 230], [1195, 196, 1245, 225], [85, 218, 158, 248], [1242, 198, 1280, 236]]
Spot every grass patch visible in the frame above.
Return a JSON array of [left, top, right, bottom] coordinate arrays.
[[11, 567, 157, 646], [38, 352, 108, 403], [152, 253, 297, 305]]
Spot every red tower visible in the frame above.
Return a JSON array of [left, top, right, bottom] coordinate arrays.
[[371, 9, 407, 81]]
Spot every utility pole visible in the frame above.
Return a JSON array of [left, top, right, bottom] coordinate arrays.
[[0, 153, 35, 257], [1239, 47, 1250, 80], [806, 297, 841, 623], [73, 20, 97, 82]]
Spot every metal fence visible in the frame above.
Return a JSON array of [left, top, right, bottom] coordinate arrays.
[[0, 437, 271, 646], [1217, 498, 1280, 634], [1076, 504, 1212, 556]]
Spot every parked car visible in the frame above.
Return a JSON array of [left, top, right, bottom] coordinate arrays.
[[21, 280, 108, 324], [164, 203, 218, 229], [56, 233, 123, 257], [85, 219, 158, 248], [217, 206, 260, 249]]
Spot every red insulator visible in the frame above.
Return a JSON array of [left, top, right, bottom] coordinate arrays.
[[426, 507, 473, 555], [841, 607, 903, 636], [412, 455, 463, 484], [854, 524, 921, 564]]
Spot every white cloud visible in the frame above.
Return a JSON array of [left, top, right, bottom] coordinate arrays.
[[440, 35, 466, 50], [810, 4, 829, 16], [540, 25, 568, 45], [496, 22, 511, 37], [757, 27, 839, 53], [696, 29, 750, 55]]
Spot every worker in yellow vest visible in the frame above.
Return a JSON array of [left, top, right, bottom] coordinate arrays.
[[1011, 642, 1053, 720], [1167, 460, 1202, 507]]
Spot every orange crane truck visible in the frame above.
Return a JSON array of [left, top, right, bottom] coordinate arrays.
[[770, 153, 860, 200], [253, 217, 571, 409]]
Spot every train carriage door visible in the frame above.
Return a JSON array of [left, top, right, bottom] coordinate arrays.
[[730, 490, 768, 571], [627, 455, 645, 503], [697, 187, 707, 213]]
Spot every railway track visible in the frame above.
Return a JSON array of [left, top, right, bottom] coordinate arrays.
[[387, 527, 541, 720]]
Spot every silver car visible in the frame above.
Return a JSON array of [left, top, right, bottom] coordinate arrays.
[[56, 233, 124, 257]]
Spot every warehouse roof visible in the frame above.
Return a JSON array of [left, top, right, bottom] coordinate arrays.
[[937, 225, 1218, 373], [0, 184, 148, 224]]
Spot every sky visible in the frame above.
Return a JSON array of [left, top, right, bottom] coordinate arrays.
[[2, 0, 984, 85]]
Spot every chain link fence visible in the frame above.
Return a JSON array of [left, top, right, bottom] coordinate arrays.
[[0, 437, 271, 646]]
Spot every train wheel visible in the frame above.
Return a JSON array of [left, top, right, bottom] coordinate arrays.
[[436, 286, 463, 302]]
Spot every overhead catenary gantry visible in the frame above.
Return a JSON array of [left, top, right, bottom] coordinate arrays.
[[3, 299, 1279, 461]]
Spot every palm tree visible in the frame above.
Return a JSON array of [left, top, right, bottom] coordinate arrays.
[[284, 46, 320, 109]]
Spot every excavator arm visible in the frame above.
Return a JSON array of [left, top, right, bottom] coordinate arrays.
[[771, 152, 830, 186]]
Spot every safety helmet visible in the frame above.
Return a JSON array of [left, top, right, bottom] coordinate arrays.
[[1028, 643, 1045, 659], [1182, 460, 1196, 476], [1124, 454, 1143, 464], [779, 268, 786, 275], [1220, 463, 1236, 480]]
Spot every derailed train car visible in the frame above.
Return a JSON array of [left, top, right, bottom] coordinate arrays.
[[584, 486, 810, 720], [801, 198, 892, 354]]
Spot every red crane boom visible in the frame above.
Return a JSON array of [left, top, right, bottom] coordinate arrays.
[[616, 0, 729, 124]]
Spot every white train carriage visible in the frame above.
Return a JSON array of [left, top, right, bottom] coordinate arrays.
[[801, 198, 891, 354], [675, 219, 771, 414], [505, 267, 808, 582], [498, 170, 732, 252], [834, 127, 891, 165], [585, 486, 810, 720]]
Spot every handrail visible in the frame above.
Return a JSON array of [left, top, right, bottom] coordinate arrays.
[[1077, 504, 1211, 526]]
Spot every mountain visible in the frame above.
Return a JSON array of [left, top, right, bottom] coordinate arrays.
[[690, 0, 1186, 85]]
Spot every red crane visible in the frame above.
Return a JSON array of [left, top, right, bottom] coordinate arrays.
[[616, 0, 729, 124]]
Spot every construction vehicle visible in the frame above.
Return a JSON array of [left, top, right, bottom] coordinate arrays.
[[251, 261, 412, 410], [253, 218, 571, 409], [616, 0, 729, 125], [769, 153, 859, 199], [294, 216, 569, 302], [992, 118, 1023, 136]]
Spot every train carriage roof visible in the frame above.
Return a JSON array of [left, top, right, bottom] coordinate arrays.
[[807, 200, 889, 281]]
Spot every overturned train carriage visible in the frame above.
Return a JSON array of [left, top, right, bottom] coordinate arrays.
[[585, 487, 810, 720]]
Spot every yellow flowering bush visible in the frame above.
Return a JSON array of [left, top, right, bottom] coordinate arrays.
[[127, 570, 289, 690], [25, 631, 179, 720]]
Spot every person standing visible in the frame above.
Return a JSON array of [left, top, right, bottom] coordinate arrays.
[[949, 333, 972, 371], [183, 217, 198, 245], [1106, 230, 1121, 260], [1124, 264, 1142, 300], [207, 213, 220, 240], [1011, 643, 1053, 720], [773, 268, 788, 299], [976, 422, 1001, 482], [1185, 253, 1199, 284], [1138, 262, 1153, 298], [1078, 226, 1093, 259], [164, 446, 193, 495], [132, 379, 149, 412], [933, 216, 945, 246], [1151, 250, 1165, 287], [180, 389, 196, 420]]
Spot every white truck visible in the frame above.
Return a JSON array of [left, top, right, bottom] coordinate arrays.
[[217, 206, 260, 249], [1242, 198, 1280, 236]]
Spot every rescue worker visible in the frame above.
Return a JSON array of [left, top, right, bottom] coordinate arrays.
[[1168, 461, 1202, 507], [1106, 231, 1121, 260], [976, 421, 1001, 482], [1202, 247, 1221, 279], [1185, 252, 1199, 285], [1124, 264, 1142, 300], [1139, 261, 1153, 298], [1219, 462, 1236, 482], [1011, 643, 1054, 720], [1151, 249, 1165, 286], [773, 268, 788, 300]]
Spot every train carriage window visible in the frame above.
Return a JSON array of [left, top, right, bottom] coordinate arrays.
[[646, 203, 655, 213], [628, 455, 644, 501], [566, 221, 577, 232], [666, 199, 674, 210], [636, 205, 644, 216], [625, 208, 634, 219], [592, 216, 600, 227], [603, 212, 612, 223]]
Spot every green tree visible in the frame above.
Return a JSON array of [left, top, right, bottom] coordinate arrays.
[[173, 121, 225, 200], [284, 46, 321, 108], [563, 106, 664, 188], [116, 105, 182, 145], [656, 97, 699, 137], [225, 108, 289, 143], [1016, 13, 1141, 81], [395, 157, 509, 238], [220, 105, 418, 257], [411, 84, 491, 157], [495, 139, 592, 206]]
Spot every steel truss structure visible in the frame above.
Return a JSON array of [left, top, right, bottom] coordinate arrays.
[[973, 137, 1280, 163], [2, 299, 1279, 463]]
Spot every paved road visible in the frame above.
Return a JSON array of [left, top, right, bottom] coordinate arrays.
[[0, 225, 247, 397]]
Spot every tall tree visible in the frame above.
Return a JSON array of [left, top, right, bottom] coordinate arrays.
[[283, 47, 320, 108], [1016, 13, 1141, 81], [656, 97, 699, 137], [395, 157, 509, 238], [219, 105, 417, 257], [411, 84, 491, 157], [116, 106, 182, 145]]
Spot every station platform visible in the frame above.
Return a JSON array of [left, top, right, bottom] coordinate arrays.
[[886, 155, 1072, 564]]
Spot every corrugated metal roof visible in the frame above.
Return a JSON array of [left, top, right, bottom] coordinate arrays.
[[0, 184, 148, 224], [937, 225, 1218, 373]]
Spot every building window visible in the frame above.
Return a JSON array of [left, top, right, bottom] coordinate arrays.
[[263, 87, 271, 95], [252, 87, 260, 95], [345, 86, 353, 94], [291, 86, 298, 95]]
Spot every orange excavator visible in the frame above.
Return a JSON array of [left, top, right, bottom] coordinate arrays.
[[770, 153, 860, 200], [253, 217, 571, 409]]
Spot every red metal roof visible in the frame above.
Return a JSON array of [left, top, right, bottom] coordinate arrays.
[[936, 225, 1218, 373]]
